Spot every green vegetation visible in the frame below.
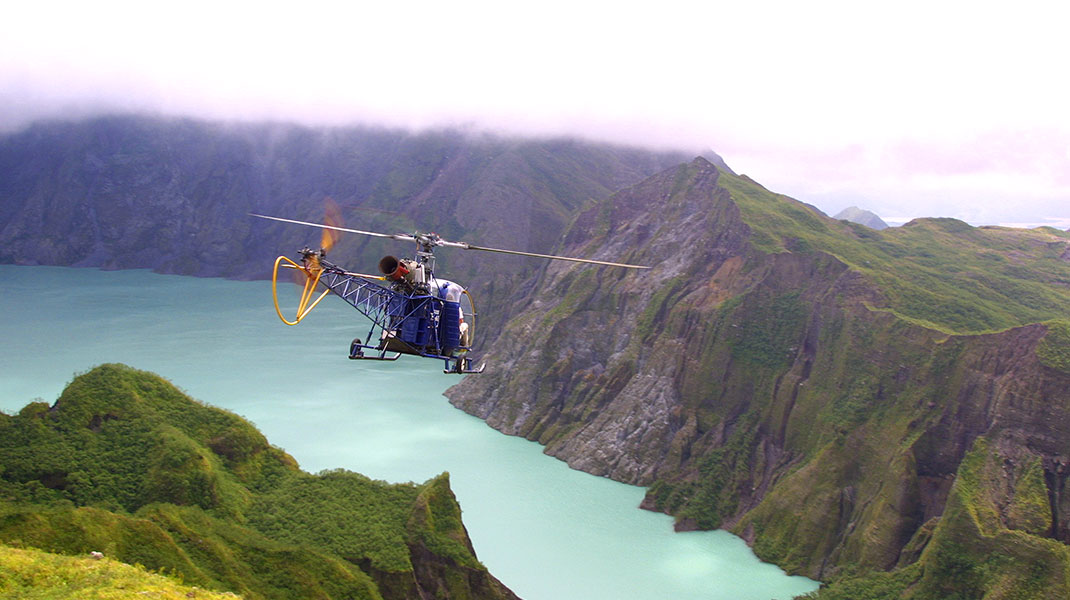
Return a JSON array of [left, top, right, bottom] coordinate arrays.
[[647, 410, 760, 529], [249, 470, 420, 573], [718, 169, 1070, 334], [0, 364, 509, 600], [795, 563, 922, 600], [795, 438, 1070, 600], [0, 363, 292, 516], [0, 542, 241, 600], [903, 438, 1070, 600], [1037, 320, 1070, 374], [726, 291, 807, 369]]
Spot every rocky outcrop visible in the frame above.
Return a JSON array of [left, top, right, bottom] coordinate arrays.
[[447, 158, 1070, 595]]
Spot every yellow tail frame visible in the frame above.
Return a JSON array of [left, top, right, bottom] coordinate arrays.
[[272, 255, 332, 325]]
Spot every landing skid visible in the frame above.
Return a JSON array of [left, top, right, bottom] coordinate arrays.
[[349, 352, 402, 361], [444, 357, 486, 374], [349, 339, 401, 361]]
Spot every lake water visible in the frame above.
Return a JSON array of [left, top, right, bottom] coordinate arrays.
[[0, 265, 818, 600]]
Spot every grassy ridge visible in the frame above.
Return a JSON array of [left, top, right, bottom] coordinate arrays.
[[0, 543, 241, 600], [718, 170, 1070, 333], [0, 364, 509, 600]]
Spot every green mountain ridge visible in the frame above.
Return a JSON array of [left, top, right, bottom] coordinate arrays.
[[447, 158, 1070, 598], [0, 364, 517, 600]]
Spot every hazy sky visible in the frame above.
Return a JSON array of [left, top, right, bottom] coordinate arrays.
[[2, 0, 1068, 228]]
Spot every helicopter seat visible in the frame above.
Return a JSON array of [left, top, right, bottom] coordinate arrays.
[[400, 313, 430, 347], [383, 296, 432, 352], [438, 300, 462, 352]]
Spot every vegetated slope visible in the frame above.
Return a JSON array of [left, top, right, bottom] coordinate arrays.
[[447, 158, 1070, 598], [0, 543, 241, 599], [0, 364, 517, 600]]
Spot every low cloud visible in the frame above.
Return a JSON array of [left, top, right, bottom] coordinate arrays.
[[2, 0, 1068, 227]]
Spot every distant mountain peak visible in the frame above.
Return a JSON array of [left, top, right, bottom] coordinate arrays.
[[834, 205, 889, 229], [696, 149, 736, 175]]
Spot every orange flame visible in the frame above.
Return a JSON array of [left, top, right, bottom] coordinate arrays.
[[321, 197, 342, 253], [288, 198, 341, 292]]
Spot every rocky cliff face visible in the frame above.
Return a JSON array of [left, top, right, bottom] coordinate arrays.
[[0, 115, 695, 335], [448, 158, 1070, 595]]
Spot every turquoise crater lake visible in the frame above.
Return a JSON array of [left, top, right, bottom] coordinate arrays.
[[0, 265, 818, 600]]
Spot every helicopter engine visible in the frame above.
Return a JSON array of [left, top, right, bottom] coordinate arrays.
[[378, 255, 426, 291]]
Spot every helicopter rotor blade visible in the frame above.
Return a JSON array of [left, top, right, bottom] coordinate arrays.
[[460, 243, 651, 269], [252, 212, 650, 269], [250, 213, 416, 243]]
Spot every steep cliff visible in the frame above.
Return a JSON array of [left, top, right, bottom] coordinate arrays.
[[447, 158, 1070, 596]]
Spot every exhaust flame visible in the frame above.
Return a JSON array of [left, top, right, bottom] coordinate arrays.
[[290, 198, 341, 289], [321, 198, 342, 253]]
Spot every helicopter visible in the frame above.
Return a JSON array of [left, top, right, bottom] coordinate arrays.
[[251, 212, 650, 374]]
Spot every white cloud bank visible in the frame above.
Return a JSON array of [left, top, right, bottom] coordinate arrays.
[[2, 0, 1068, 226]]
